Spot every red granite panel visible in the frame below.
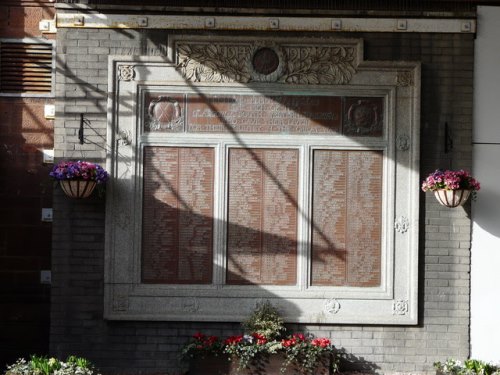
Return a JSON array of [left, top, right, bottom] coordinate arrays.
[[311, 150, 382, 287], [142, 147, 214, 284], [345, 151, 383, 286], [311, 150, 348, 286], [187, 94, 341, 134], [226, 148, 298, 285]]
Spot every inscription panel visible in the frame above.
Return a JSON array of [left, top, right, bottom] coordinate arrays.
[[311, 150, 383, 287], [143, 92, 385, 137], [187, 94, 341, 134], [142, 147, 214, 284], [227, 148, 298, 285]]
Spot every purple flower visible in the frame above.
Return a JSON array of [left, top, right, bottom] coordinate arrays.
[[50, 160, 109, 184]]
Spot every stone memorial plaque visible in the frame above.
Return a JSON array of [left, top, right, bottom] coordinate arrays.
[[226, 148, 298, 285], [187, 94, 341, 134], [107, 45, 421, 324], [142, 146, 214, 284], [311, 150, 382, 287]]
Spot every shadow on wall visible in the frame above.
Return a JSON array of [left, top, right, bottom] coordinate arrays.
[[0, 100, 53, 367], [337, 348, 380, 373], [472, 171, 500, 239], [141, 151, 381, 291], [0, 0, 56, 367], [135, 161, 381, 373]]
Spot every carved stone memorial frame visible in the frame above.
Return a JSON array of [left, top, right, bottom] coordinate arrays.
[[105, 36, 420, 324]]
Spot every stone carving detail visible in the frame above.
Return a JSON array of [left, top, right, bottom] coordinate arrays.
[[343, 98, 383, 136], [396, 134, 410, 151], [248, 43, 285, 82], [146, 96, 184, 131], [280, 46, 356, 85], [324, 298, 341, 315], [118, 129, 132, 146], [397, 71, 414, 87], [113, 295, 129, 312], [252, 47, 280, 75], [118, 65, 135, 81], [392, 300, 409, 315], [176, 41, 357, 85], [395, 216, 410, 234], [115, 210, 131, 230], [178, 43, 253, 83], [182, 297, 200, 313]]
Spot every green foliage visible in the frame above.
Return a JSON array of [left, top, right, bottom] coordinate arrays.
[[464, 359, 498, 375], [5, 356, 98, 375], [241, 300, 285, 340], [434, 358, 500, 375], [223, 338, 277, 371], [280, 335, 338, 374], [181, 333, 224, 360], [29, 355, 61, 375]]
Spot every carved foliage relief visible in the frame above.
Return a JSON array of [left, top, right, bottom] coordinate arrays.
[[176, 42, 357, 85]]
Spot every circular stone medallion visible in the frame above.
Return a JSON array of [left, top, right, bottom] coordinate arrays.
[[252, 47, 280, 76]]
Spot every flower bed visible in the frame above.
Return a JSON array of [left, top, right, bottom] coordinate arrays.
[[182, 302, 338, 375], [188, 352, 332, 375], [434, 358, 500, 375], [5, 355, 100, 375]]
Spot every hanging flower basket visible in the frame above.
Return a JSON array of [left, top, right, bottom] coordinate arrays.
[[421, 169, 480, 208], [59, 179, 97, 199], [433, 189, 472, 208], [50, 160, 109, 199]]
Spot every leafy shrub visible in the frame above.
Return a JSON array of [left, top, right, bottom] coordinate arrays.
[[241, 300, 285, 340], [5, 356, 99, 375], [434, 358, 500, 375]]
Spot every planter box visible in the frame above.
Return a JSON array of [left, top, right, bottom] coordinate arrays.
[[188, 354, 332, 375]]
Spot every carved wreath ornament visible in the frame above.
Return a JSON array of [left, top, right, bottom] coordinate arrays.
[[176, 42, 357, 85]]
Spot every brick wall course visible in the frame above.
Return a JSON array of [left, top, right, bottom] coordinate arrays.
[[0, 1, 55, 362], [51, 28, 474, 374]]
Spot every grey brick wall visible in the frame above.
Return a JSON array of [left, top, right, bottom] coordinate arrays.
[[51, 28, 474, 374]]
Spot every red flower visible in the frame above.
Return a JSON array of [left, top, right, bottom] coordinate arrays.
[[224, 335, 244, 345], [281, 338, 297, 347], [311, 338, 331, 348], [206, 336, 218, 345], [252, 333, 268, 345], [292, 333, 306, 342], [193, 332, 205, 341]]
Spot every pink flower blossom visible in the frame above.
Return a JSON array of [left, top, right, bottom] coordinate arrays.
[[421, 169, 480, 192]]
